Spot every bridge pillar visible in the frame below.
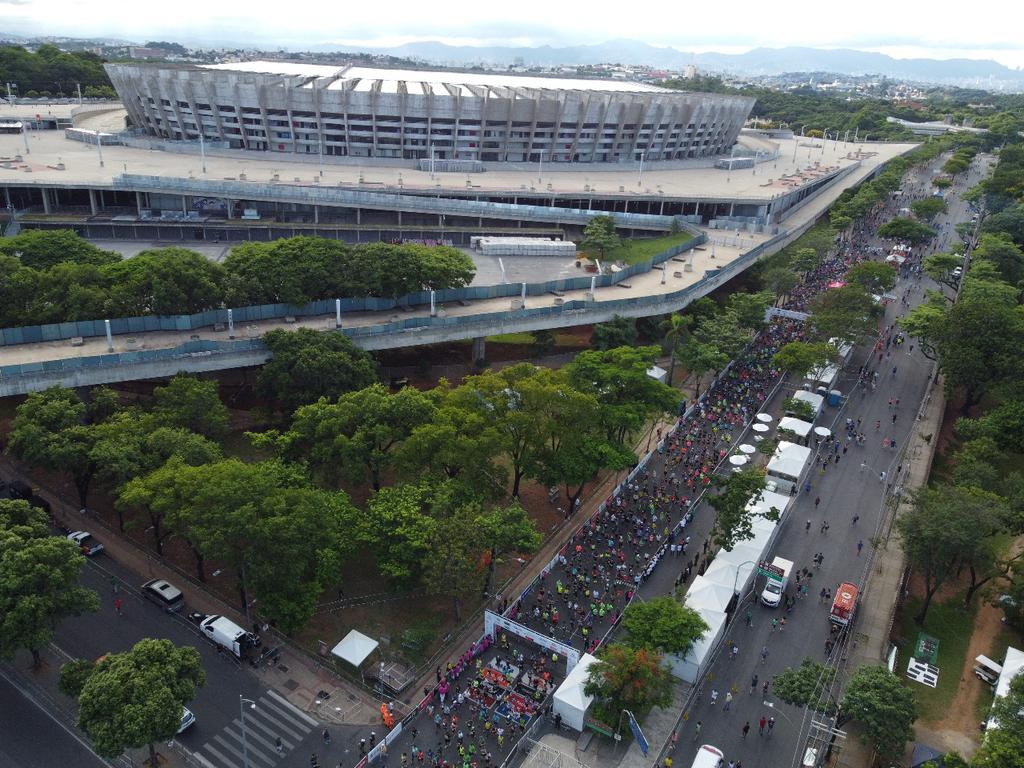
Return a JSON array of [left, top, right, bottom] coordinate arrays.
[[397, 210, 402, 226], [335, 299, 342, 328], [136, 191, 144, 216], [314, 205, 319, 224], [181, 195, 189, 213], [471, 336, 486, 363], [41, 188, 51, 214], [225, 199, 233, 219], [88, 189, 98, 215], [356, 208, 361, 225]]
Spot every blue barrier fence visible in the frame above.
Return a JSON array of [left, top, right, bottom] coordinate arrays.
[[0, 231, 790, 382], [0, 233, 704, 347]]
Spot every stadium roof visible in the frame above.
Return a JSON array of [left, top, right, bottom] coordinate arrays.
[[201, 61, 673, 96]]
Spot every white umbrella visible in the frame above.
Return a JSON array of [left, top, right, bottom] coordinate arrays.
[[729, 455, 748, 466], [752, 423, 769, 433], [756, 413, 773, 424], [738, 444, 756, 455], [813, 426, 832, 438]]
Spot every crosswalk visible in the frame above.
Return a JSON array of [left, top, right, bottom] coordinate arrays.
[[191, 690, 319, 768]]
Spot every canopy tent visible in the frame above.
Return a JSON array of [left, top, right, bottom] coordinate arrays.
[[646, 365, 668, 384], [805, 363, 840, 390], [766, 441, 812, 491], [988, 646, 1024, 730], [791, 390, 825, 418], [552, 653, 599, 731], [777, 416, 813, 442], [829, 338, 854, 362], [666, 606, 728, 682], [746, 490, 792, 523], [910, 744, 945, 768], [703, 557, 757, 596], [685, 576, 737, 613], [331, 630, 379, 668]]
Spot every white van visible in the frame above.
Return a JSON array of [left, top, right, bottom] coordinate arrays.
[[690, 744, 724, 768]]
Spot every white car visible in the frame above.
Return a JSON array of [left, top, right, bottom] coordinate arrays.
[[178, 707, 196, 734], [67, 531, 104, 556]]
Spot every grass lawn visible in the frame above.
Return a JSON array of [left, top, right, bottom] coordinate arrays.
[[486, 331, 535, 344], [581, 231, 697, 266], [895, 592, 977, 722]]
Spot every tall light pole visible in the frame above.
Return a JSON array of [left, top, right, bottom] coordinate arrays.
[[239, 696, 256, 768]]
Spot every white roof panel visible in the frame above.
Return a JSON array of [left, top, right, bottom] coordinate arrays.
[[330, 629, 379, 667], [777, 417, 813, 438], [767, 441, 812, 481], [203, 61, 671, 94]]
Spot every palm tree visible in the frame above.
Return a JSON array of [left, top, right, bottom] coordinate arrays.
[[660, 313, 692, 388]]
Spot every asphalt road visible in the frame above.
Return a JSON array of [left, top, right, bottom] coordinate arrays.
[[669, 152, 994, 768], [0, 671, 108, 768]]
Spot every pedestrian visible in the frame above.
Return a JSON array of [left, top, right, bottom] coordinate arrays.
[[819, 587, 827, 603], [760, 646, 769, 665], [857, 540, 864, 556], [322, 729, 331, 745], [692, 721, 702, 742], [805, 519, 811, 533], [745, 609, 752, 627], [771, 617, 778, 632], [730, 642, 739, 661], [879, 471, 887, 483], [749, 674, 758, 695], [758, 716, 766, 735], [723, 692, 733, 711], [762, 680, 770, 697], [851, 514, 859, 525], [114, 597, 123, 616], [767, 717, 775, 734], [710, 689, 719, 705], [276, 737, 284, 755], [742, 721, 750, 739], [814, 496, 821, 509], [780, 617, 786, 632], [859, 461, 867, 473]]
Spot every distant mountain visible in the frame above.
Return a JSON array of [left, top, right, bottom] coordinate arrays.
[[307, 39, 1024, 87]]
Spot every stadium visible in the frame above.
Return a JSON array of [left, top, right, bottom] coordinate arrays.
[[104, 61, 755, 164]]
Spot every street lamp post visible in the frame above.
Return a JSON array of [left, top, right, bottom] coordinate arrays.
[[239, 696, 256, 768]]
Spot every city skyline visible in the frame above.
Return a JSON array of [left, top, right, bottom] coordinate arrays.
[[1, 0, 1023, 69]]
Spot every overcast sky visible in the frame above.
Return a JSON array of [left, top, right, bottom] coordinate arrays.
[[2, 0, 1022, 68]]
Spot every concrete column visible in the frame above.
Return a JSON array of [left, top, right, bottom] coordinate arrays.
[[136, 191, 144, 216], [397, 210, 402, 226], [471, 336, 486, 362], [520, 282, 527, 309], [98, 189, 104, 208], [356, 208, 361, 225], [314, 205, 319, 224], [438, 214, 443, 227], [225, 199, 233, 219], [659, 200, 665, 216], [4, 186, 11, 208], [41, 188, 51, 214], [88, 189, 98, 215], [335, 299, 342, 328], [182, 195, 189, 214], [104, 319, 113, 352], [430, 290, 437, 317], [227, 308, 235, 339]]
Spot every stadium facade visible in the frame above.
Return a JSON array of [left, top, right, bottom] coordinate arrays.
[[104, 62, 755, 164]]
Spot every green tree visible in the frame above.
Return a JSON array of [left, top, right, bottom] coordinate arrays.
[[955, 401, 1024, 453], [877, 217, 936, 244], [421, 497, 487, 621], [152, 374, 230, 439], [583, 644, 674, 723], [807, 284, 881, 345], [982, 203, 1024, 245], [567, 346, 680, 444], [782, 397, 815, 421], [0, 229, 119, 270], [5, 386, 118, 507], [845, 261, 897, 295], [622, 596, 708, 656], [257, 328, 379, 413], [972, 233, 1024, 286], [973, 676, 1024, 767], [898, 290, 950, 360], [791, 247, 822, 273], [910, 197, 947, 220], [840, 666, 917, 761], [773, 341, 838, 379], [531, 329, 557, 356], [0, 500, 100, 668], [581, 215, 621, 259], [708, 469, 775, 550], [59, 658, 97, 698], [76, 638, 206, 768], [726, 291, 774, 331], [101, 247, 226, 316], [360, 483, 437, 585], [922, 252, 965, 291], [771, 657, 837, 713], [676, 309, 750, 400], [762, 267, 799, 304], [477, 501, 542, 597], [271, 384, 435, 490], [660, 312, 693, 386], [590, 315, 638, 350]]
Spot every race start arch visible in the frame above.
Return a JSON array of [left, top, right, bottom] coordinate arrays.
[[484, 610, 581, 674]]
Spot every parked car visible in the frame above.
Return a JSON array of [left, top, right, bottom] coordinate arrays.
[[141, 579, 185, 613], [67, 531, 104, 556], [178, 707, 196, 734]]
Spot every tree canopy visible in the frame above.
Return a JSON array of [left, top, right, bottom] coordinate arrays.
[[583, 643, 674, 723], [877, 217, 936, 244], [621, 596, 708, 656], [840, 666, 917, 761]]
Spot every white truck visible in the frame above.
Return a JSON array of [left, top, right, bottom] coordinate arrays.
[[760, 557, 794, 608], [191, 613, 260, 659]]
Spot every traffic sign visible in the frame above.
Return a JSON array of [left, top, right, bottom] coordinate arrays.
[[757, 560, 784, 581]]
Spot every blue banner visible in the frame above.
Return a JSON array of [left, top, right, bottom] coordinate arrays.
[[627, 711, 649, 756]]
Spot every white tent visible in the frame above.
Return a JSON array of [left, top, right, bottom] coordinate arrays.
[[666, 607, 728, 682], [777, 416, 813, 442], [747, 490, 792, 523], [703, 557, 754, 595], [805, 364, 840, 391], [331, 630, 379, 668], [766, 441, 812, 491], [646, 365, 668, 384], [685, 576, 737, 613], [791, 390, 825, 419], [552, 652, 599, 731], [717, 540, 766, 570], [988, 646, 1024, 730]]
